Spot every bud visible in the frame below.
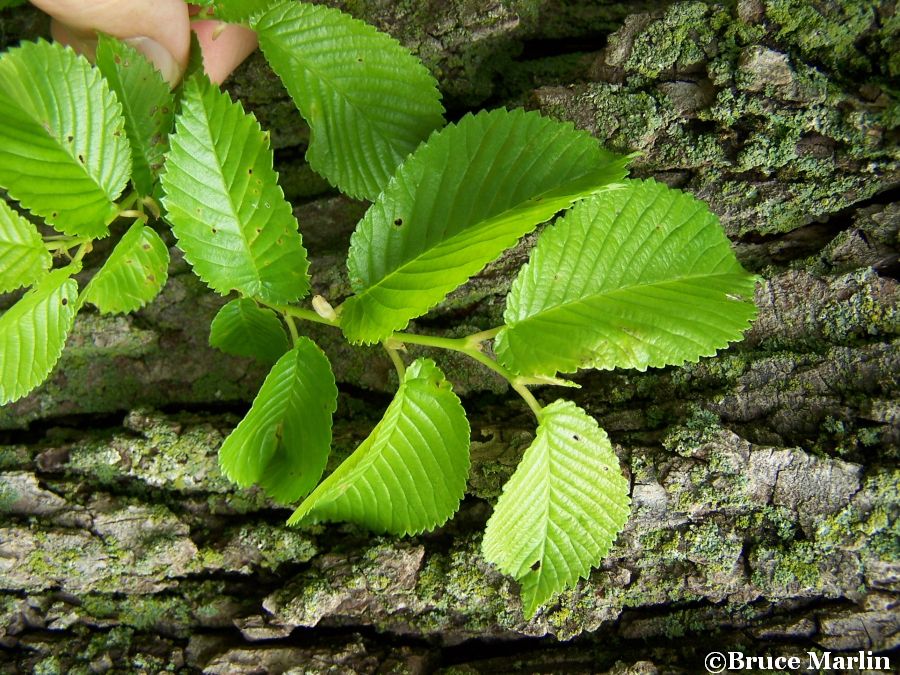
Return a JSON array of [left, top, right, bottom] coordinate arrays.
[[312, 294, 338, 322]]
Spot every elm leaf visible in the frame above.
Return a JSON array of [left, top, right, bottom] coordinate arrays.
[[482, 400, 631, 617], [96, 34, 175, 196], [82, 222, 169, 314], [288, 359, 470, 536], [340, 108, 629, 344], [252, 0, 445, 200], [496, 180, 758, 377], [0, 40, 130, 237], [218, 338, 337, 504], [0, 198, 51, 293], [161, 77, 310, 304], [0, 268, 78, 404], [209, 298, 290, 365]]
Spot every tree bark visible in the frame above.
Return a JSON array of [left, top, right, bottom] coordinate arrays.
[[1, 1, 897, 673]]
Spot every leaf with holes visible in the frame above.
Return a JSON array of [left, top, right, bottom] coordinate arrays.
[[0, 268, 78, 404], [0, 40, 130, 237], [161, 76, 310, 303], [96, 34, 175, 197], [495, 180, 759, 377], [252, 0, 445, 200], [482, 400, 631, 617], [0, 198, 51, 293], [219, 338, 337, 503], [209, 298, 290, 365], [340, 108, 630, 344], [82, 222, 169, 314], [288, 358, 470, 535]]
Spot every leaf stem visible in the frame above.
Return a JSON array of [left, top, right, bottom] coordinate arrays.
[[390, 331, 470, 352], [383, 343, 406, 379], [117, 190, 140, 214], [284, 313, 300, 346], [464, 326, 502, 347], [190, 6, 216, 21], [43, 236, 90, 252], [71, 241, 93, 264], [264, 300, 544, 419], [272, 303, 340, 328], [118, 209, 147, 222], [511, 381, 543, 418], [392, 330, 543, 419]]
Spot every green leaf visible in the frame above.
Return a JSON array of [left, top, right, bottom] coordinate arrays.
[[0, 198, 51, 293], [0, 40, 130, 237], [219, 338, 337, 504], [209, 298, 289, 364], [180, 30, 206, 89], [0, 0, 27, 10], [96, 35, 176, 197], [207, 0, 273, 23], [482, 400, 631, 617], [496, 180, 759, 377], [82, 222, 169, 314], [288, 358, 470, 535], [252, 0, 445, 200], [0, 268, 78, 404], [340, 108, 629, 344], [161, 77, 310, 304]]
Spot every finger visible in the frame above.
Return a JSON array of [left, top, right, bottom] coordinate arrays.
[[32, 0, 190, 86], [191, 20, 258, 84]]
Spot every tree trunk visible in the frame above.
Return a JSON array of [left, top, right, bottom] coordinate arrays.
[[1, 1, 897, 673]]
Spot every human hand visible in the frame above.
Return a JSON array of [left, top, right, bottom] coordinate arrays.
[[29, 0, 258, 86]]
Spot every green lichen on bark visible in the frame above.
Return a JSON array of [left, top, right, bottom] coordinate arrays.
[[530, 1, 899, 237]]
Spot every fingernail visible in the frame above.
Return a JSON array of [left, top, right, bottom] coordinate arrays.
[[125, 37, 182, 87]]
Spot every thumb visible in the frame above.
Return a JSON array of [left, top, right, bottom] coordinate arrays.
[[31, 0, 191, 87]]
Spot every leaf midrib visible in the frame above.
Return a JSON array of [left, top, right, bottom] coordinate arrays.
[[109, 68, 161, 179], [187, 93, 267, 289], [257, 8, 425, 154], [507, 269, 752, 328], [350, 171, 611, 309]]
